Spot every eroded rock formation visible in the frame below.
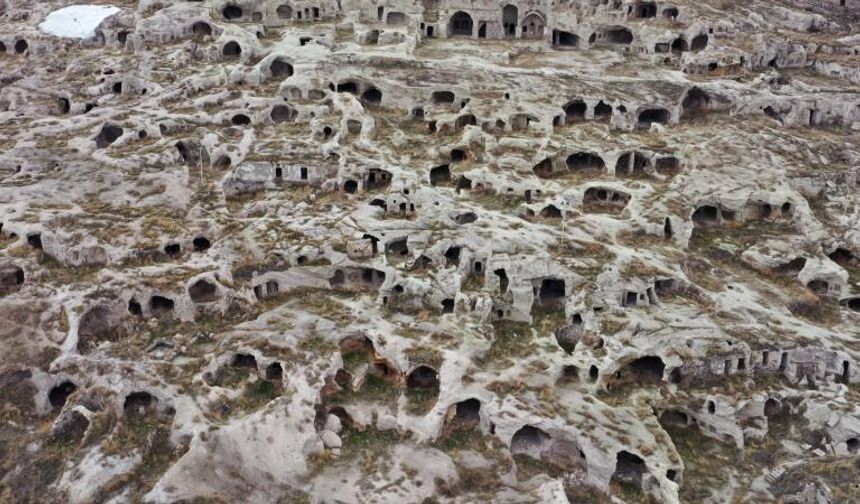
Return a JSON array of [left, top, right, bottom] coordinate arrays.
[[1, 0, 860, 502]]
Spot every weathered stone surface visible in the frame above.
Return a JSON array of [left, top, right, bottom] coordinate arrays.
[[1, 1, 859, 503]]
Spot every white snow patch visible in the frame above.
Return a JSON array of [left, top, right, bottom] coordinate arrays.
[[39, 5, 121, 39]]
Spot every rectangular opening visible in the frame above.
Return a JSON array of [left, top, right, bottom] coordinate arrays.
[[624, 292, 638, 307]]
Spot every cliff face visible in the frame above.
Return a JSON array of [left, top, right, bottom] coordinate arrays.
[[1, 1, 859, 503]]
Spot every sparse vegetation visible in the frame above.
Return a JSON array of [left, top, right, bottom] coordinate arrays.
[[3, 3, 858, 503]]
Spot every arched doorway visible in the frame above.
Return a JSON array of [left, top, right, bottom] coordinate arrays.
[[502, 5, 518, 38], [449, 11, 473, 37], [521, 13, 544, 39], [671, 38, 688, 52]]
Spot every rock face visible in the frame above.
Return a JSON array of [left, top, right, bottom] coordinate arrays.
[[1, 1, 859, 503]]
